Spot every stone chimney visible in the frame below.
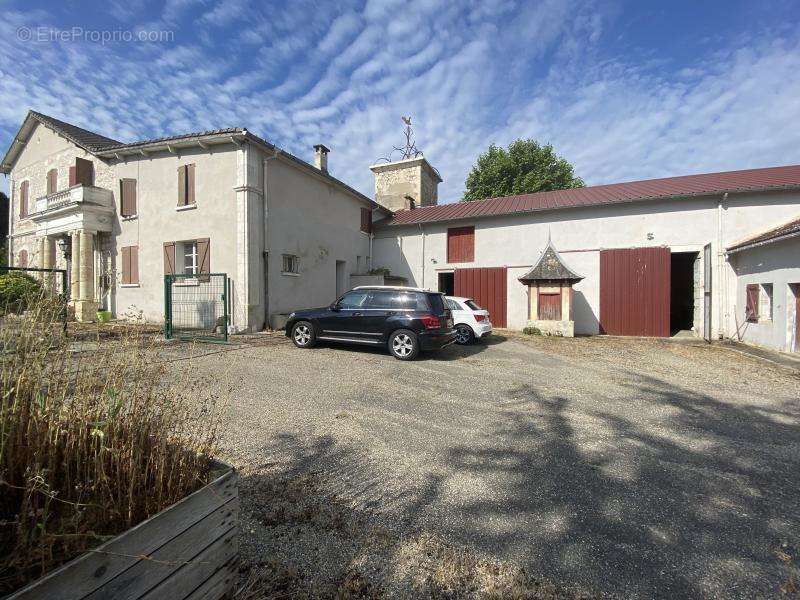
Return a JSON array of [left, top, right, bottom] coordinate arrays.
[[313, 144, 330, 173], [369, 156, 442, 212]]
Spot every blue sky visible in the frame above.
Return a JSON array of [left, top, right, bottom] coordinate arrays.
[[1, 0, 799, 201]]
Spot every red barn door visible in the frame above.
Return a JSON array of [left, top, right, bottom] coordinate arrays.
[[600, 248, 671, 337], [454, 267, 507, 328]]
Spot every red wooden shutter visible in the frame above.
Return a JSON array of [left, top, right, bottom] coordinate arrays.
[[121, 246, 131, 284], [120, 179, 137, 216], [447, 226, 475, 263], [187, 164, 195, 205], [47, 169, 57, 194], [130, 246, 139, 284], [163, 242, 176, 275], [19, 181, 28, 217], [746, 284, 759, 323], [18, 249, 28, 268], [75, 158, 94, 186], [360, 208, 372, 233], [177, 166, 186, 206], [69, 166, 76, 186], [538, 291, 562, 320]]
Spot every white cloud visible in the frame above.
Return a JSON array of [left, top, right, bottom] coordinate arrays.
[[1, 0, 799, 206]]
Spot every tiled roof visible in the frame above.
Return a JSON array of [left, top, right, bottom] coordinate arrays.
[[377, 165, 800, 227], [98, 128, 245, 151], [727, 215, 800, 253], [30, 111, 122, 151], [519, 240, 583, 282]]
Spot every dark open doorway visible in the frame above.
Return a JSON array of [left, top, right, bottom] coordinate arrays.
[[438, 271, 454, 296], [670, 252, 697, 334]]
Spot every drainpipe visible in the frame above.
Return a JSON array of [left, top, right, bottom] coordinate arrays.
[[717, 193, 728, 339], [368, 229, 373, 272], [418, 223, 425, 289]]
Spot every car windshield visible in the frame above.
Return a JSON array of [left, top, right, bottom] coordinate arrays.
[[465, 299, 482, 311]]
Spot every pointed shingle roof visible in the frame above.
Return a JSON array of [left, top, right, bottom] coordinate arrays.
[[519, 238, 583, 283], [28, 111, 122, 151]]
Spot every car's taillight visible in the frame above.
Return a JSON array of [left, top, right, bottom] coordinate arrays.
[[475, 314, 486, 322], [421, 314, 441, 329]]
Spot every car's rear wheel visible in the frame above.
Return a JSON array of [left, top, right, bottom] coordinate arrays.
[[454, 324, 474, 345], [291, 321, 316, 348], [389, 329, 419, 360]]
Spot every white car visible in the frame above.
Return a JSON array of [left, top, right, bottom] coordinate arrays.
[[446, 296, 492, 344]]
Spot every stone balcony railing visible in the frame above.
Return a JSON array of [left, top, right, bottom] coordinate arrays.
[[33, 184, 114, 215]]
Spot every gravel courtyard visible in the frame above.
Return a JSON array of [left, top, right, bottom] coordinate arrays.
[[173, 333, 800, 599]]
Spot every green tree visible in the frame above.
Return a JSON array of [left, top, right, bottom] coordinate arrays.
[[462, 139, 584, 202]]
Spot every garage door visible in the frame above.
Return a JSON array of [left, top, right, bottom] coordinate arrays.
[[600, 248, 670, 337], [454, 267, 507, 327]]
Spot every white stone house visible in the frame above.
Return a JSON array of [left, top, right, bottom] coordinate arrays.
[[2, 111, 388, 331]]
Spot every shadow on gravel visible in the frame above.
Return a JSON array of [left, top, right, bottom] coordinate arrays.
[[235, 433, 597, 599], [314, 333, 510, 362], [234, 373, 800, 598], [438, 376, 800, 598]]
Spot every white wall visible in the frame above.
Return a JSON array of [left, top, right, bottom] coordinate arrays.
[[264, 156, 375, 325], [728, 237, 800, 352], [374, 193, 800, 336]]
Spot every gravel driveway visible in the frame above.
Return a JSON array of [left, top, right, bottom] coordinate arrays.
[[175, 333, 800, 599]]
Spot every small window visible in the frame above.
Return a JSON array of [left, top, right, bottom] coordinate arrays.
[[446, 298, 461, 311], [338, 290, 370, 309], [19, 181, 29, 218], [183, 241, 199, 275], [177, 164, 196, 206], [47, 169, 58, 195], [368, 290, 396, 309], [120, 178, 137, 217], [760, 284, 773, 320], [121, 246, 139, 284], [282, 254, 299, 274]]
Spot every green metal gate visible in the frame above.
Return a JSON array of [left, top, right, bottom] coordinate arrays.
[[164, 273, 229, 342]]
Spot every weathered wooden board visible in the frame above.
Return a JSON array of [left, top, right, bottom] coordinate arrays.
[[7, 461, 238, 600]]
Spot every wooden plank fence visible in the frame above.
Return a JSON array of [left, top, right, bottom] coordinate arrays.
[[7, 461, 238, 600]]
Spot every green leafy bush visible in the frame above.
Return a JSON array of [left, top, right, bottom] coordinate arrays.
[[522, 326, 542, 336], [0, 271, 43, 314]]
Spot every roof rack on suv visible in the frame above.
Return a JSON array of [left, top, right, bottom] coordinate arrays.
[[352, 285, 431, 292]]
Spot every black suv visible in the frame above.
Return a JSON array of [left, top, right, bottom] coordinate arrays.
[[285, 287, 456, 360]]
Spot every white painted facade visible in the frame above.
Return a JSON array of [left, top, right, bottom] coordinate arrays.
[[728, 237, 800, 352], [372, 193, 800, 343], [4, 114, 386, 332]]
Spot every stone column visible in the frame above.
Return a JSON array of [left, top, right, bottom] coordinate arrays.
[[75, 230, 97, 322], [70, 231, 81, 304], [40, 236, 55, 291]]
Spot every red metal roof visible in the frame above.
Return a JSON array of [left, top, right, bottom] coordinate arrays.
[[727, 214, 800, 252], [377, 164, 800, 227]]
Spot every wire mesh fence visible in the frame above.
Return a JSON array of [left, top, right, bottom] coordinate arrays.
[[164, 273, 229, 342], [0, 266, 68, 333]]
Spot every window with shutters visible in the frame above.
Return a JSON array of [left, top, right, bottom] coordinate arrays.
[[447, 226, 475, 263], [121, 246, 139, 285], [182, 241, 199, 275], [19, 181, 29, 218], [120, 178, 137, 218], [282, 254, 300, 275], [69, 157, 94, 187], [177, 164, 196, 208], [360, 207, 372, 233], [18, 249, 28, 268], [165, 239, 210, 281], [47, 169, 58, 195], [745, 284, 760, 323]]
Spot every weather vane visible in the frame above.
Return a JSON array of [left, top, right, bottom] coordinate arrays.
[[377, 116, 423, 162]]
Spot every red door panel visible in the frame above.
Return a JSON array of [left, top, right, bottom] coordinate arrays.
[[600, 248, 670, 337], [454, 267, 507, 328]]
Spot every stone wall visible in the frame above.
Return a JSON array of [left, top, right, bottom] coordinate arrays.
[[370, 157, 441, 211]]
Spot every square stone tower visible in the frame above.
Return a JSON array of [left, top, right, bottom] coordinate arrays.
[[369, 157, 442, 212]]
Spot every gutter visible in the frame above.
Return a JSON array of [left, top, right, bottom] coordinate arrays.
[[725, 229, 800, 254], [717, 193, 728, 340], [418, 223, 426, 288]]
